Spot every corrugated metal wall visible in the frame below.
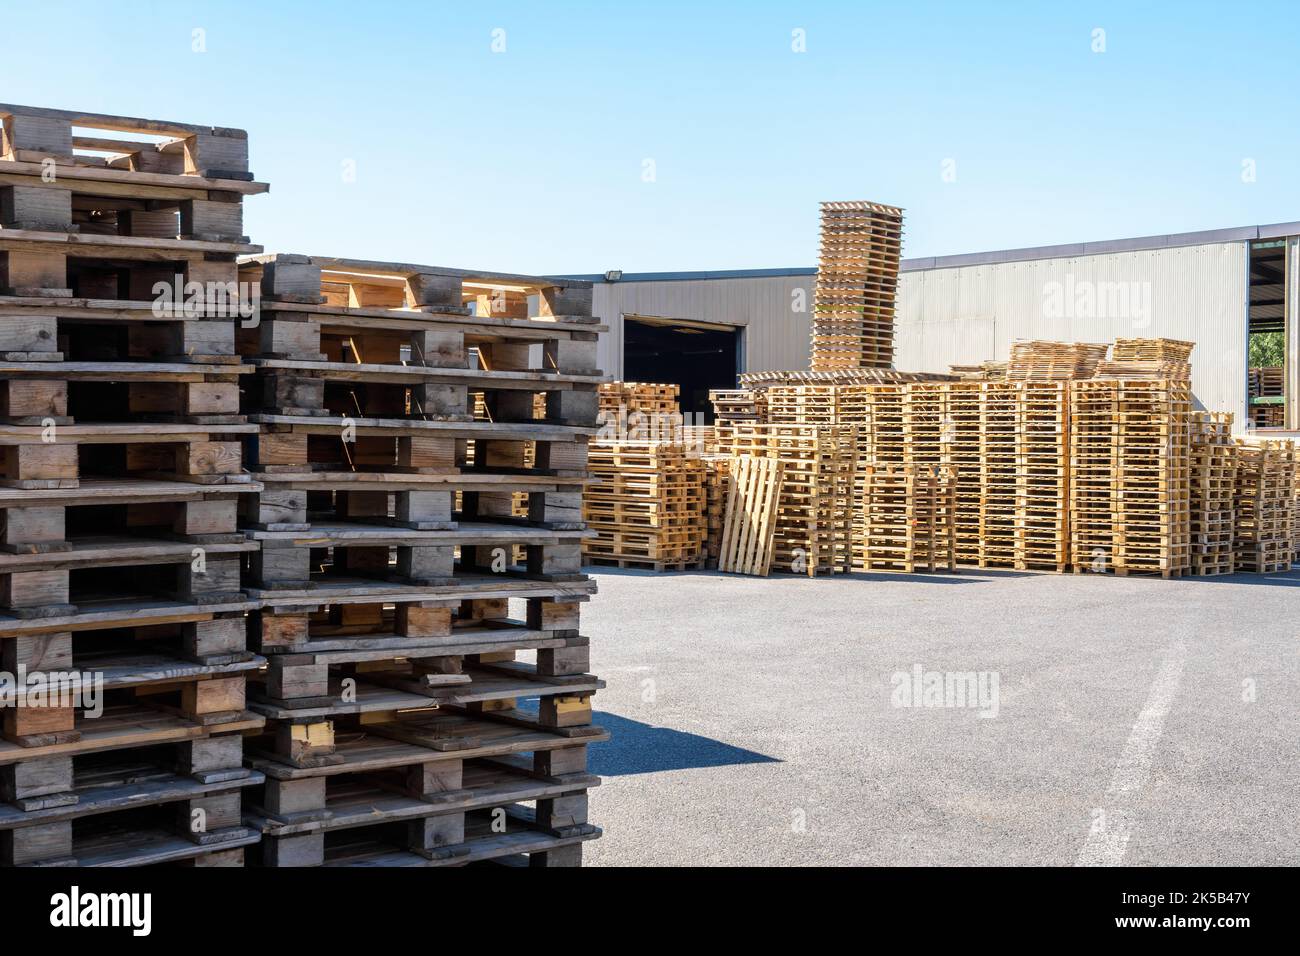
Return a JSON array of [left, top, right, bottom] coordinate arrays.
[[590, 241, 1250, 427], [593, 275, 814, 378], [895, 241, 1249, 424]]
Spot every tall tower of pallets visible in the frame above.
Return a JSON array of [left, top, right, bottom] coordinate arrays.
[[809, 200, 904, 371], [0, 104, 268, 866], [235, 255, 607, 867]]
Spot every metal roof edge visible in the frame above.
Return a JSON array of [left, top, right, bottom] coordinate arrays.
[[565, 220, 1300, 283]]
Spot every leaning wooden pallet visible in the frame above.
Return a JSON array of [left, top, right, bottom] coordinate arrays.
[[728, 423, 856, 575], [0, 103, 268, 866], [717, 455, 783, 576], [235, 255, 606, 866]]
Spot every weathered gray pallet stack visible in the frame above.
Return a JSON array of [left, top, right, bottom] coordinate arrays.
[[0, 105, 268, 866], [233, 254, 607, 866]]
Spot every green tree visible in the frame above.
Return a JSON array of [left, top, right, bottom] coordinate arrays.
[[1249, 331, 1284, 368]]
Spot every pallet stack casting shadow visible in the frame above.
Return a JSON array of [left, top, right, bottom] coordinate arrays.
[[0, 104, 268, 866], [233, 254, 608, 866]]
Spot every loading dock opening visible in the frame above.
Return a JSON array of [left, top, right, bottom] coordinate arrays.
[[1248, 239, 1289, 429], [621, 315, 738, 422]]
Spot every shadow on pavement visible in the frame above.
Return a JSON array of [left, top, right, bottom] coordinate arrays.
[[589, 712, 781, 777]]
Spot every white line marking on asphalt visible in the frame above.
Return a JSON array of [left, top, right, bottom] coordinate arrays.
[[1075, 642, 1187, 867]]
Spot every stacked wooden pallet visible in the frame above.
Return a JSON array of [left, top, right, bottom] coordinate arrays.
[[859, 465, 957, 572], [598, 381, 678, 415], [1095, 338, 1194, 380], [0, 104, 268, 866], [598, 381, 681, 440], [1069, 379, 1191, 576], [948, 361, 1008, 381], [765, 385, 841, 425], [1249, 366, 1284, 398], [727, 424, 856, 575], [977, 382, 1021, 568], [234, 254, 606, 867], [740, 368, 952, 388], [945, 382, 985, 566], [1007, 341, 1110, 381], [583, 441, 705, 571], [709, 388, 766, 425], [1251, 404, 1285, 429], [809, 201, 904, 371], [1233, 440, 1296, 573], [702, 456, 731, 569], [1014, 382, 1070, 571], [1190, 412, 1237, 576], [902, 382, 948, 468]]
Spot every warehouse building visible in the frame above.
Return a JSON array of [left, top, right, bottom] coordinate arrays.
[[573, 221, 1299, 430]]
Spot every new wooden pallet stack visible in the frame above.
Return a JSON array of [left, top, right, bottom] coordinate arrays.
[[709, 388, 767, 449], [702, 455, 730, 569], [1070, 379, 1191, 577], [727, 424, 856, 575], [1248, 366, 1285, 428], [1095, 338, 1193, 381], [1190, 412, 1237, 576], [979, 382, 1020, 569], [598, 381, 681, 440], [765, 385, 841, 426], [583, 441, 705, 571], [1014, 382, 1070, 571], [809, 201, 904, 371], [234, 254, 606, 867], [946, 382, 984, 566], [859, 464, 957, 573], [1007, 341, 1110, 381], [0, 104, 270, 867], [1233, 439, 1296, 574]]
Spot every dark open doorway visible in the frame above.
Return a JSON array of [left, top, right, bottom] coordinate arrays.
[[622, 316, 738, 422]]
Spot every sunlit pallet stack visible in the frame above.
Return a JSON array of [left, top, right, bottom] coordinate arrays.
[[765, 385, 841, 426], [1189, 412, 1237, 576], [978, 382, 1021, 569], [727, 424, 857, 575], [1014, 382, 1070, 571], [598, 381, 681, 440], [583, 441, 705, 570], [808, 201, 904, 371], [1233, 439, 1296, 574], [1007, 341, 1110, 381], [946, 382, 985, 565], [1069, 379, 1191, 577], [948, 361, 1008, 381], [1095, 338, 1193, 381], [234, 254, 606, 867], [702, 455, 731, 569], [859, 464, 957, 573], [0, 104, 269, 867]]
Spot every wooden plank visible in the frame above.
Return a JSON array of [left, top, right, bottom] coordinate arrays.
[[717, 455, 783, 576]]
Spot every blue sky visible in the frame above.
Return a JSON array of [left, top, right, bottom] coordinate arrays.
[[3, 1, 1297, 273]]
